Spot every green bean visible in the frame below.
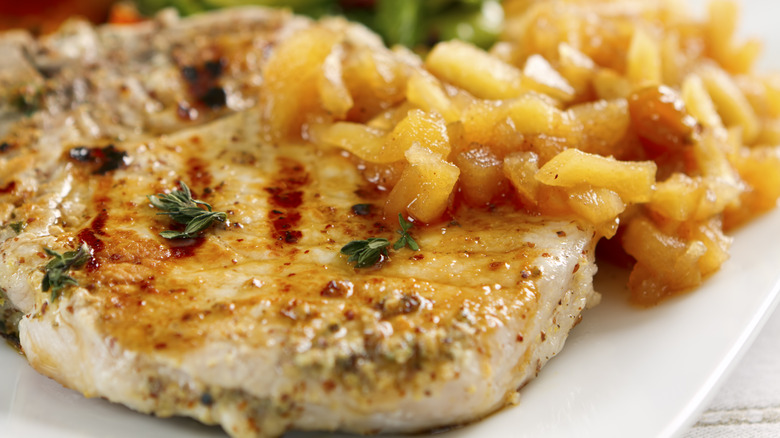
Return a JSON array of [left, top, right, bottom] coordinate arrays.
[[425, 0, 503, 48], [375, 0, 424, 47]]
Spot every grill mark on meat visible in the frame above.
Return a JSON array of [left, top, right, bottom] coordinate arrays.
[[78, 209, 108, 272], [180, 57, 228, 112], [68, 145, 130, 175], [186, 156, 214, 189], [169, 237, 207, 258], [0, 181, 16, 194], [266, 157, 308, 244], [270, 210, 302, 244]]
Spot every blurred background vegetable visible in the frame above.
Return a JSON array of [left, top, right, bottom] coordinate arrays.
[[136, 0, 503, 48], [1, 0, 501, 48], [0, 0, 114, 34]]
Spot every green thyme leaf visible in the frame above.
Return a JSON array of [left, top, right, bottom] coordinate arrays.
[[41, 244, 90, 302], [8, 221, 25, 234], [148, 181, 226, 239], [341, 214, 420, 269], [341, 237, 391, 268], [158, 230, 187, 239], [393, 214, 419, 251]]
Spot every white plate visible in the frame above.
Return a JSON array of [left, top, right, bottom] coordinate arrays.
[[1, 1, 779, 437]]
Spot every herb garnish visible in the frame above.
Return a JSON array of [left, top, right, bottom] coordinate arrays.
[[7, 221, 25, 234], [148, 181, 226, 239], [393, 214, 419, 251], [341, 214, 419, 268], [341, 237, 392, 268], [42, 245, 90, 302]]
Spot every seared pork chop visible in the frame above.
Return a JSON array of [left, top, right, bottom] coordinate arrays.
[[0, 8, 599, 437]]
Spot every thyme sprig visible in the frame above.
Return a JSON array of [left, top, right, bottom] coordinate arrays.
[[393, 214, 419, 251], [42, 244, 90, 302], [341, 237, 392, 268], [148, 181, 226, 239], [341, 214, 419, 269]]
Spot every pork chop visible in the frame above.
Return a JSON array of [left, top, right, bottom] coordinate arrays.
[[0, 8, 600, 437]]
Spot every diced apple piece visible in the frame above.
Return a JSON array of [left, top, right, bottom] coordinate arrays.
[[318, 43, 353, 119], [681, 74, 723, 129], [725, 145, 780, 228], [261, 26, 340, 139], [567, 99, 631, 158], [593, 69, 631, 100], [700, 65, 760, 144], [318, 110, 450, 163], [387, 110, 451, 160], [623, 215, 707, 305], [316, 122, 387, 161], [458, 100, 523, 156], [522, 54, 575, 102], [342, 47, 408, 122], [453, 145, 506, 206], [505, 93, 575, 136], [503, 151, 541, 206], [385, 145, 460, 223], [566, 186, 625, 237], [426, 40, 525, 99], [557, 43, 596, 99], [763, 75, 780, 118], [649, 173, 704, 221], [627, 28, 661, 86], [406, 71, 460, 123], [706, 0, 761, 74], [535, 148, 657, 203], [690, 218, 732, 276]]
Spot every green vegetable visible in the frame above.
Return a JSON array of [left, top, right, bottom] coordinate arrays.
[[204, 0, 335, 13], [134, 0, 503, 49], [425, 0, 503, 49], [137, 0, 337, 16], [375, 0, 424, 48], [147, 181, 227, 239], [341, 214, 419, 268], [42, 245, 90, 302]]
